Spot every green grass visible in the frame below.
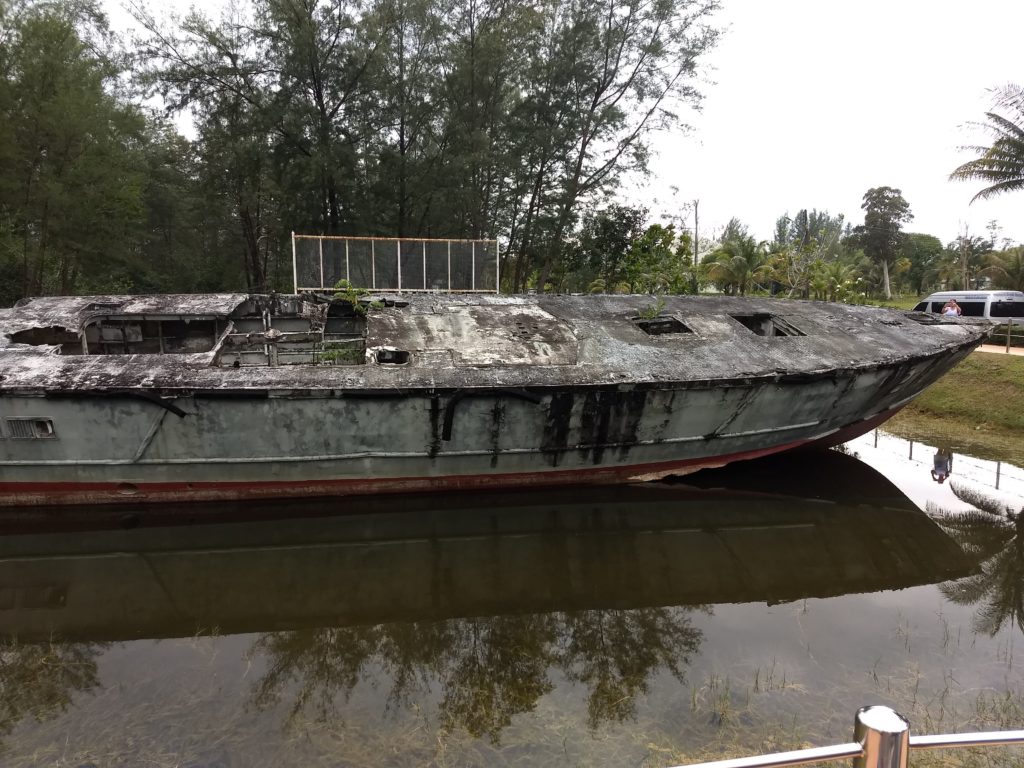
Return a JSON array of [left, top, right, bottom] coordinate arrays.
[[887, 353, 1024, 464]]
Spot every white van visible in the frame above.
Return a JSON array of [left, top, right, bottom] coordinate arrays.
[[912, 290, 1024, 319]]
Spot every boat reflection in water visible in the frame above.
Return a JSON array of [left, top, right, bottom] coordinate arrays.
[[0, 450, 980, 744]]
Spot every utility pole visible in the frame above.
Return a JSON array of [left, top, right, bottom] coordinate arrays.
[[959, 225, 969, 290], [690, 199, 700, 294]]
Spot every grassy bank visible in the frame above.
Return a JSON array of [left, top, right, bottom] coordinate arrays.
[[886, 352, 1024, 464]]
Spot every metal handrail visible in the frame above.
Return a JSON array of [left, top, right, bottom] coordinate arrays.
[[675, 742, 862, 768], [676, 706, 1024, 768], [910, 730, 1024, 750]]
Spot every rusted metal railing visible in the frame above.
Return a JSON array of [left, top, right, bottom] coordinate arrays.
[[676, 706, 1024, 768]]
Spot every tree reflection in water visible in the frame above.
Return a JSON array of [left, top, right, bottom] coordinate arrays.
[[933, 486, 1024, 636], [0, 639, 103, 743], [249, 607, 704, 741]]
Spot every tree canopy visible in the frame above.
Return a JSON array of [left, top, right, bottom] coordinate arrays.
[[134, 0, 722, 293], [3, 2, 1019, 304], [0, 0, 722, 301], [850, 186, 913, 300]]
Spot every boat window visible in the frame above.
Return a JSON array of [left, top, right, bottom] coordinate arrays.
[[930, 302, 945, 312], [634, 317, 693, 335], [730, 314, 805, 337], [959, 302, 985, 317], [990, 301, 1024, 318], [5, 418, 56, 439], [912, 302, 928, 312]]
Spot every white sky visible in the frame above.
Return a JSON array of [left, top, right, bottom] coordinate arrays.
[[106, 0, 1023, 247], [641, 0, 1024, 247]]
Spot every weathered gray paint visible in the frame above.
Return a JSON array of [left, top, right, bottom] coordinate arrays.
[[0, 293, 990, 504]]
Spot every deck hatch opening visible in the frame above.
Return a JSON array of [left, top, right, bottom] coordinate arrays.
[[8, 327, 80, 348], [376, 348, 410, 365], [731, 313, 806, 337], [78, 316, 223, 355], [634, 316, 693, 335], [6, 418, 56, 439]]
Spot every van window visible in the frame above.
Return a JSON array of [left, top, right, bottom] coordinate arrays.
[[959, 302, 985, 317], [913, 302, 928, 312], [930, 302, 945, 312], [990, 301, 1024, 318]]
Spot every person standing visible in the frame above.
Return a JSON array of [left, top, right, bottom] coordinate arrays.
[[931, 448, 954, 483], [941, 299, 962, 316]]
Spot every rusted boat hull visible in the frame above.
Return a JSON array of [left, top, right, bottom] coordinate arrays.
[[0, 293, 988, 506]]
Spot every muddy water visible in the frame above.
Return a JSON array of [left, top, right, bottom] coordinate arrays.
[[1, 438, 1023, 768]]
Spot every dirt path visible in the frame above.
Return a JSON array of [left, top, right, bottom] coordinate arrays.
[[975, 343, 1024, 356]]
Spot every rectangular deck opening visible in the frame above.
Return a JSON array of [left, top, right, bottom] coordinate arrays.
[[634, 317, 693, 335], [731, 314, 805, 337]]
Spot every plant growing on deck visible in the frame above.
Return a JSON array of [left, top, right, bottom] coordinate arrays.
[[636, 296, 666, 320], [333, 280, 382, 315]]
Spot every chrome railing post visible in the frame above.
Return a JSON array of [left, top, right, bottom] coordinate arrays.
[[675, 706, 1024, 768], [854, 706, 910, 768]]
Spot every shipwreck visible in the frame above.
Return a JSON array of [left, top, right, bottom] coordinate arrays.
[[0, 275, 989, 506]]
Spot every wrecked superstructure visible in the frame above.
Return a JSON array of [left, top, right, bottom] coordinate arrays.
[[0, 292, 989, 505]]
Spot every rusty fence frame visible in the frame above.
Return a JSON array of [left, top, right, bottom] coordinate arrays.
[[291, 233, 500, 294]]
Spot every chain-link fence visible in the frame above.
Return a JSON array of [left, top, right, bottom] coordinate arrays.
[[292, 234, 499, 293]]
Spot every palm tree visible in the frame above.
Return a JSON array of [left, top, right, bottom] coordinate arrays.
[[982, 246, 1024, 291], [702, 235, 770, 296], [932, 486, 1024, 637], [823, 260, 859, 302], [950, 84, 1024, 201]]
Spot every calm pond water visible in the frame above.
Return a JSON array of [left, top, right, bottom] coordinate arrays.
[[2, 435, 1023, 768]]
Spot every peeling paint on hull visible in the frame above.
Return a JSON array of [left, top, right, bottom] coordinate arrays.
[[0, 293, 988, 507]]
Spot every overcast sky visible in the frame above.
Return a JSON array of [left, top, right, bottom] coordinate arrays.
[[106, 0, 1023, 247], [639, 0, 1024, 247]]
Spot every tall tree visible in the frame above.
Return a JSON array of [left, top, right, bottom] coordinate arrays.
[[850, 187, 913, 300], [899, 233, 944, 295], [560, 204, 648, 292], [137, 0, 720, 294], [508, 0, 720, 291], [0, 0, 148, 302], [950, 84, 1024, 201], [770, 209, 845, 298], [946, 231, 992, 291]]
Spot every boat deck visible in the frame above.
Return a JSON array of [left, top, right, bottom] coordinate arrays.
[[0, 293, 990, 394]]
